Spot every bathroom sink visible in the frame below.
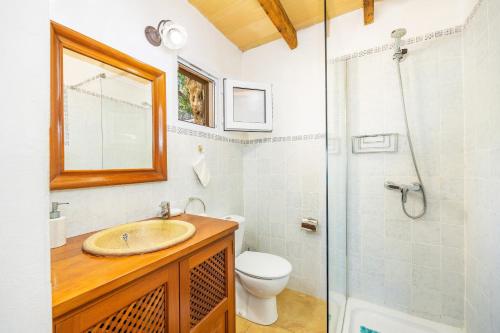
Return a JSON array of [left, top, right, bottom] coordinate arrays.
[[82, 219, 196, 256]]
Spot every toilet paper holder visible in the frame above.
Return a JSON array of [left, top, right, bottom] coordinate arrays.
[[301, 217, 318, 232]]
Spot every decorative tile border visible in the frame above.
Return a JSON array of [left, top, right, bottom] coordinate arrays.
[[167, 125, 246, 144], [167, 125, 325, 145], [331, 25, 463, 63], [242, 133, 326, 144]]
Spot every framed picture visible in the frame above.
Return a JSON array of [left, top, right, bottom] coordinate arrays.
[[223, 79, 273, 132], [177, 59, 216, 128]]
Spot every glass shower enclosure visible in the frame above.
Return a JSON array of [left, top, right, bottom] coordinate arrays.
[[325, 6, 466, 331]]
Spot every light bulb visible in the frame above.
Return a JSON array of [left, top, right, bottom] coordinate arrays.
[[169, 30, 183, 44], [160, 22, 188, 50]]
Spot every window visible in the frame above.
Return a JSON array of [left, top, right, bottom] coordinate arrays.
[[223, 79, 273, 132], [177, 61, 215, 128]]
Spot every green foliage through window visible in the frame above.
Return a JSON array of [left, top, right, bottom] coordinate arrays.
[[178, 72, 193, 122]]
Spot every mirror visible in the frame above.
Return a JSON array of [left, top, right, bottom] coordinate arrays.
[[51, 22, 167, 190], [63, 49, 153, 170]]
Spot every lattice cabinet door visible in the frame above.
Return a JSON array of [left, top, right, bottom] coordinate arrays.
[[54, 264, 179, 333], [179, 235, 235, 333]]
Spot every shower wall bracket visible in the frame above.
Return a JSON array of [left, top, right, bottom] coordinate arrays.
[[352, 133, 398, 154]]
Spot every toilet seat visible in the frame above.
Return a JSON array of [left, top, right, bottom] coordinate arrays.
[[236, 251, 292, 280]]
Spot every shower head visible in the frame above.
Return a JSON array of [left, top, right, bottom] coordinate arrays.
[[391, 28, 408, 62], [391, 28, 407, 39], [391, 28, 406, 49]]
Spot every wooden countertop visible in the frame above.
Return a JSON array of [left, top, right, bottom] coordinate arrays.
[[51, 214, 238, 318]]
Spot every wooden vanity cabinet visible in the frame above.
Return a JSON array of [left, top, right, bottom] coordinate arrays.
[[52, 235, 235, 333]]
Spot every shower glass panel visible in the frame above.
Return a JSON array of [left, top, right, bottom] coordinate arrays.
[[326, 6, 466, 331], [326, 58, 348, 333]]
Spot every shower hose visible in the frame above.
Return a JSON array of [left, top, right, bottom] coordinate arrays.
[[395, 61, 427, 219]]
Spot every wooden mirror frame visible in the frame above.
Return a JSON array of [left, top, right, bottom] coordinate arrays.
[[50, 21, 167, 190]]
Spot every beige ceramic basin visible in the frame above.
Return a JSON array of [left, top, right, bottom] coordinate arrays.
[[82, 219, 196, 256]]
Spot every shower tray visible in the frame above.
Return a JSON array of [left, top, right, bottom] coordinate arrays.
[[343, 298, 462, 333]]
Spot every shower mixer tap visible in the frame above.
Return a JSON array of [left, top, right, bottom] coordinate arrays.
[[384, 181, 421, 191], [384, 181, 422, 203]]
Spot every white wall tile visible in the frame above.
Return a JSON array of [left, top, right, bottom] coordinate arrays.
[[412, 288, 442, 316], [412, 265, 441, 291], [384, 280, 411, 309], [385, 259, 412, 282], [413, 244, 442, 268], [385, 219, 411, 241], [384, 238, 411, 261], [411, 221, 441, 245], [442, 294, 465, 320], [442, 246, 464, 273], [441, 224, 465, 248]]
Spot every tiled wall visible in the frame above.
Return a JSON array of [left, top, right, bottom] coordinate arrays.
[[242, 138, 328, 299], [52, 129, 244, 237], [339, 33, 465, 326], [463, 0, 500, 332]]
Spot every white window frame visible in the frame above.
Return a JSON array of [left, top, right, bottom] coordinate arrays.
[[223, 79, 273, 132]]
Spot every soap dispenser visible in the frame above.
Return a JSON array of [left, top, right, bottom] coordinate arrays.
[[50, 202, 69, 248]]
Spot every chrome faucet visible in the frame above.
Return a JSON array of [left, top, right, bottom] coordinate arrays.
[[159, 201, 171, 219]]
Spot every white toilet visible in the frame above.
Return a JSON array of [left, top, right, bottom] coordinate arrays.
[[223, 215, 292, 326]]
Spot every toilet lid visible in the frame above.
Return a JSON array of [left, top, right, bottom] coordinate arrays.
[[236, 251, 292, 280]]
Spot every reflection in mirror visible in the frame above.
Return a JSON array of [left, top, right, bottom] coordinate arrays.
[[233, 88, 266, 123], [63, 48, 153, 170]]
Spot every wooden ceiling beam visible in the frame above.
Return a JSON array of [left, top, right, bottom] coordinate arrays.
[[257, 0, 298, 49], [363, 0, 374, 25]]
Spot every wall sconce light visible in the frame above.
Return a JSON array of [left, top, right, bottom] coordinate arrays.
[[145, 20, 188, 50]]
